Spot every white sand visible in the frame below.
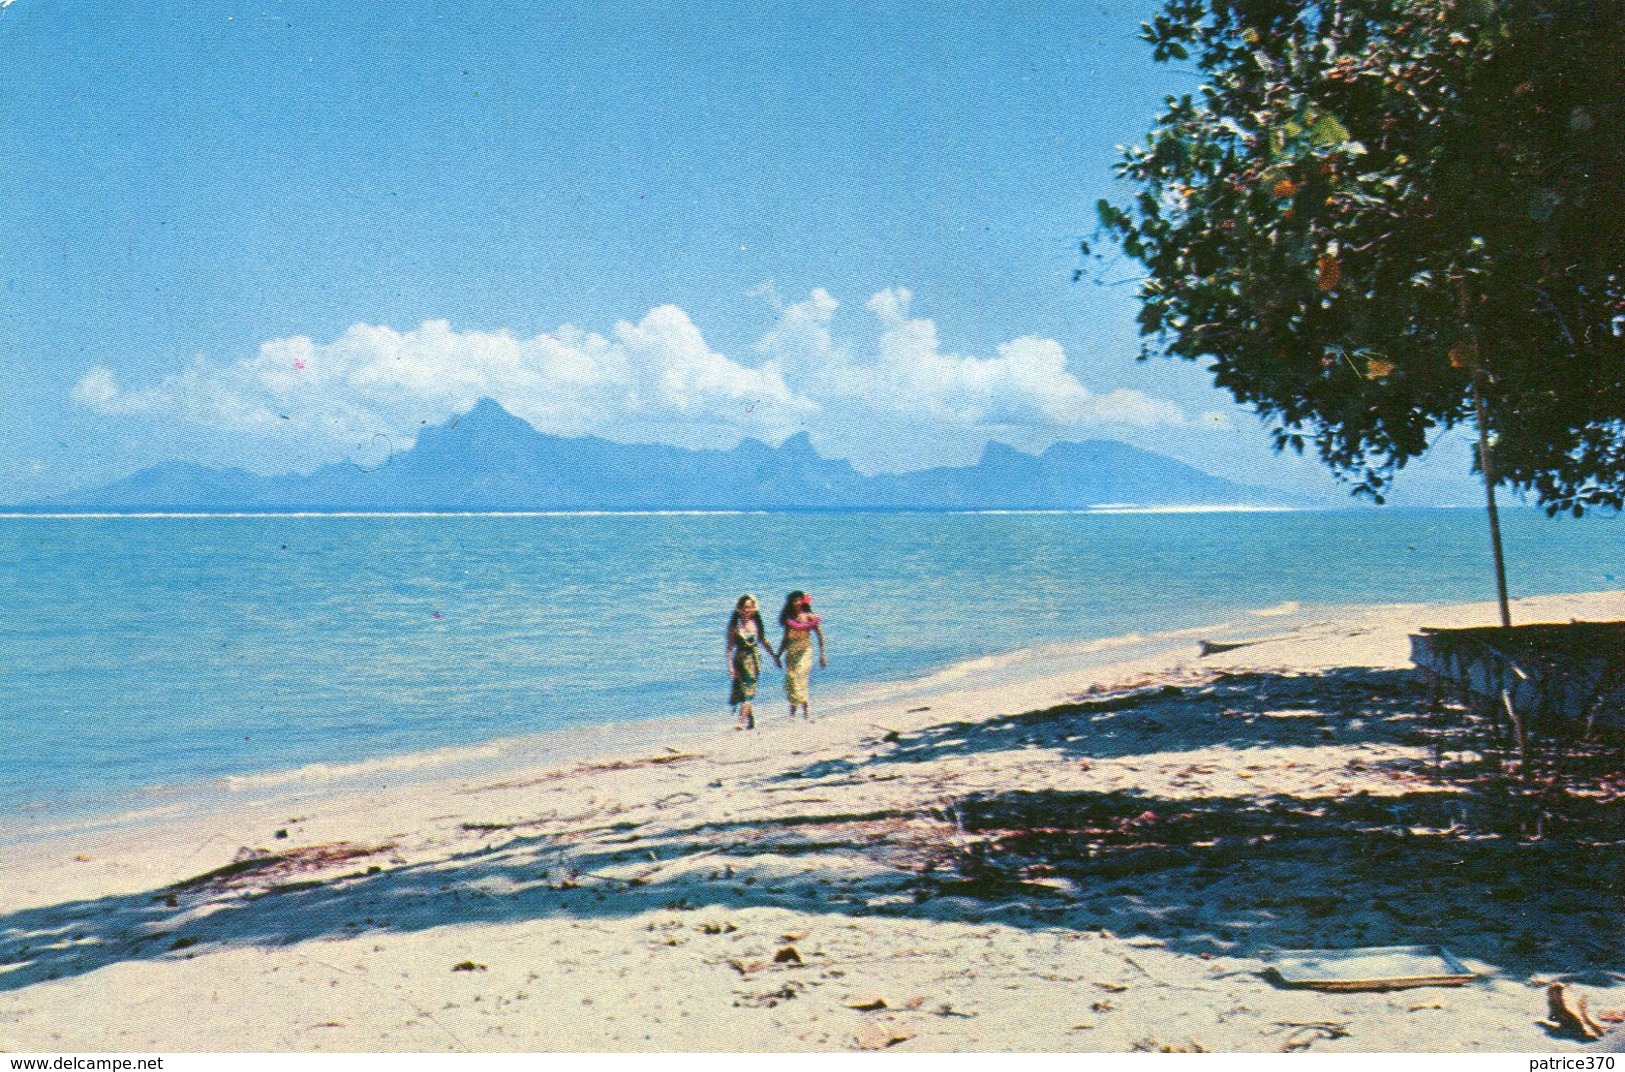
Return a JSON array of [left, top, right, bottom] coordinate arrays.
[[2, 590, 1621, 1052]]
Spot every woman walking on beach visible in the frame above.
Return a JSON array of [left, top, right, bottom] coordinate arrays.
[[776, 590, 826, 720], [727, 594, 779, 730]]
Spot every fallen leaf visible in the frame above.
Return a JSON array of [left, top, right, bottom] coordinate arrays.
[[844, 995, 888, 1011], [855, 1023, 915, 1050], [735, 983, 803, 1008], [1408, 1001, 1445, 1012], [1094, 981, 1128, 992], [451, 961, 487, 973], [728, 959, 768, 976], [1273, 1021, 1351, 1052], [774, 945, 803, 965], [902, 996, 927, 1010]]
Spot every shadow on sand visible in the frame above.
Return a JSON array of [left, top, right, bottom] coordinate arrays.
[[3, 668, 1620, 997]]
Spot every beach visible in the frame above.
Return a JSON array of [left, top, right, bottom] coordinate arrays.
[[2, 589, 1622, 1053]]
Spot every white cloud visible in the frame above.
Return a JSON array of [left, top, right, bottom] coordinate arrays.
[[74, 288, 1194, 472], [752, 287, 844, 377], [75, 310, 816, 458], [70, 367, 121, 409], [757, 286, 1187, 430]]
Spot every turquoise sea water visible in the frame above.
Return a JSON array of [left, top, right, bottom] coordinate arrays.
[[0, 508, 1618, 821]]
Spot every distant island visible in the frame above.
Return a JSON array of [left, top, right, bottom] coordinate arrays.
[[29, 399, 1310, 512]]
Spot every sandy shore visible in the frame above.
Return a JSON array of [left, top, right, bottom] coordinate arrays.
[[2, 590, 1622, 1053]]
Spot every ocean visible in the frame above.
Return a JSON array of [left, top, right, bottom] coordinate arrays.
[[1, 507, 1618, 825]]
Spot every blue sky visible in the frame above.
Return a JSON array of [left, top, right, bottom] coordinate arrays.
[[0, 0, 1484, 503]]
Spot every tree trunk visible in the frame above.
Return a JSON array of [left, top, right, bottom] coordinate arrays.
[[1472, 378, 1512, 628], [1457, 277, 1513, 629]]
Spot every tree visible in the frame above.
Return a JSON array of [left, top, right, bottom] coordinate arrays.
[[1090, 0, 1625, 626]]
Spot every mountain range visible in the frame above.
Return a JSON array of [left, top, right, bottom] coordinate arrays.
[[32, 399, 1308, 511]]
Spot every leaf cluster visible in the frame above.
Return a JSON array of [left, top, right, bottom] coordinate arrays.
[[1093, 0, 1625, 511]]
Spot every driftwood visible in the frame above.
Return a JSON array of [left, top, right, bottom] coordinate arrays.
[[168, 842, 394, 893], [1540, 983, 1606, 1041], [1199, 633, 1297, 657]]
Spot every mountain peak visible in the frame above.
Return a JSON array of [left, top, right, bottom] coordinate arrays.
[[457, 397, 530, 430], [776, 430, 819, 458], [33, 399, 1306, 510], [412, 398, 541, 453], [978, 440, 1034, 466]]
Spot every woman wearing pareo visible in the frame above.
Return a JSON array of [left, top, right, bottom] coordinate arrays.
[[726, 594, 779, 730], [776, 590, 826, 720]]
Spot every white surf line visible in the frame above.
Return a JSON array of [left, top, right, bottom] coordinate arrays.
[[0, 510, 761, 519], [0, 506, 1322, 518]]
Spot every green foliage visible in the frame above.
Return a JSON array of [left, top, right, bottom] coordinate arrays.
[[1095, 0, 1625, 512]]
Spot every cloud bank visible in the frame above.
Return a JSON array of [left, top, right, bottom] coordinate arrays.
[[74, 288, 1195, 472]]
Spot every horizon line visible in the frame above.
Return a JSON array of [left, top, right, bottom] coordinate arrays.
[[0, 505, 1510, 521]]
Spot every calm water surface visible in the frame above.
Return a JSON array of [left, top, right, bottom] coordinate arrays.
[[0, 508, 1618, 819]]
